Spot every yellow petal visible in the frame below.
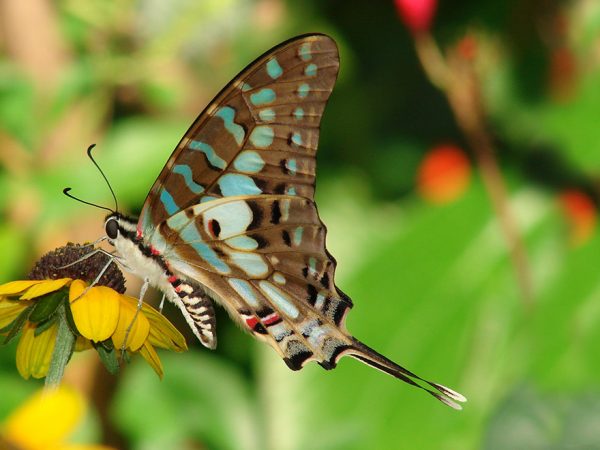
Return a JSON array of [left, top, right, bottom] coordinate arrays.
[[20, 278, 72, 300], [3, 386, 85, 450], [70, 282, 120, 342], [16, 323, 57, 379], [0, 299, 29, 329], [111, 297, 150, 352], [138, 341, 163, 378], [0, 280, 45, 296], [142, 303, 187, 352]]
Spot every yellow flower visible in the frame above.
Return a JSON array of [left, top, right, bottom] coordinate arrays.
[[0, 244, 187, 383], [1, 386, 114, 450]]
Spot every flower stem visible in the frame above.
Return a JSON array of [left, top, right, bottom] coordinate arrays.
[[45, 303, 75, 388], [414, 32, 534, 311]]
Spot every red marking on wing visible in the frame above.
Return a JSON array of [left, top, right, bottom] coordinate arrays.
[[168, 275, 178, 283], [245, 316, 259, 329], [207, 219, 216, 237], [262, 313, 280, 326]]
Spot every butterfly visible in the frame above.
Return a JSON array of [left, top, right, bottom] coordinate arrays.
[[101, 34, 466, 409]]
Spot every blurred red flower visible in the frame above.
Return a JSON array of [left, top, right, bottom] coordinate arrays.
[[417, 144, 471, 204], [559, 190, 596, 245], [394, 0, 437, 34]]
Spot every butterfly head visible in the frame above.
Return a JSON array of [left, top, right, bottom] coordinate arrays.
[[104, 212, 138, 245]]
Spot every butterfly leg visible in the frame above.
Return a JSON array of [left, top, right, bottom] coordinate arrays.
[[120, 277, 150, 355], [70, 255, 119, 304], [159, 293, 166, 313]]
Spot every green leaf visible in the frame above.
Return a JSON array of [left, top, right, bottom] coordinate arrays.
[[62, 297, 80, 336], [34, 316, 58, 337], [2, 305, 34, 345], [28, 290, 66, 324], [45, 305, 75, 389], [113, 352, 261, 450], [94, 341, 120, 375]]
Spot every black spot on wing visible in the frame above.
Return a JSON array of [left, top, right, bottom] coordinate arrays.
[[282, 230, 291, 246], [247, 200, 264, 230], [284, 349, 313, 371], [274, 183, 286, 194], [255, 323, 268, 335], [271, 201, 281, 224], [257, 306, 275, 318], [307, 284, 318, 305], [320, 271, 330, 288], [253, 234, 268, 249]]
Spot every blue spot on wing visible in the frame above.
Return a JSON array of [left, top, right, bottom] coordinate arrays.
[[305, 63, 317, 76], [291, 132, 303, 146], [299, 42, 312, 61], [218, 174, 262, 196], [160, 189, 179, 215], [189, 141, 227, 170], [266, 58, 283, 79], [228, 278, 260, 307], [293, 107, 304, 120], [297, 84, 310, 98], [233, 151, 265, 173], [180, 222, 231, 274], [249, 126, 274, 148], [172, 164, 205, 194], [250, 89, 276, 106], [215, 107, 245, 145]]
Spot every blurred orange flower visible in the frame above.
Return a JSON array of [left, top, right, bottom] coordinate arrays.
[[417, 144, 471, 204], [559, 190, 597, 245]]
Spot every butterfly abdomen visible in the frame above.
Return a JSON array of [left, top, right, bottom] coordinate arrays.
[[165, 276, 217, 349]]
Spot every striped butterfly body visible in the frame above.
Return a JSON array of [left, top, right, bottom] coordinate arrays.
[[105, 34, 466, 409]]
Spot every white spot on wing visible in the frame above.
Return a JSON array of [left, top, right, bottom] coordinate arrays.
[[259, 281, 299, 319], [201, 200, 253, 238], [228, 251, 269, 277]]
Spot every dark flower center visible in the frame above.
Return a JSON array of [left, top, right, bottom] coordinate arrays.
[[28, 243, 126, 294]]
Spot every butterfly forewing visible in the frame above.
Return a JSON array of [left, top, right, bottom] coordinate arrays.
[[139, 34, 339, 237]]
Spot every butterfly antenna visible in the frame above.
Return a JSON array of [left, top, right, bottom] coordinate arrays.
[[87, 143, 119, 212], [63, 188, 113, 213]]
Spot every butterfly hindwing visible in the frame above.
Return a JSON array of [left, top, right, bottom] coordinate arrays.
[[138, 34, 339, 237], [149, 195, 353, 368]]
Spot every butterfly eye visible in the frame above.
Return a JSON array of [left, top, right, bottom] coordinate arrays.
[[105, 218, 119, 239]]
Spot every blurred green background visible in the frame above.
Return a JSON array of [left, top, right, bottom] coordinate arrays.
[[2, 0, 600, 448]]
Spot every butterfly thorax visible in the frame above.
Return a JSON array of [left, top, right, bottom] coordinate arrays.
[[105, 213, 167, 289]]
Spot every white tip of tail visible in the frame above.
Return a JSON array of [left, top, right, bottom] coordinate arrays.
[[436, 394, 463, 411], [432, 383, 468, 404], [347, 338, 467, 410]]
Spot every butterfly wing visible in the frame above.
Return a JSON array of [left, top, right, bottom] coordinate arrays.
[[135, 34, 465, 408], [137, 34, 339, 237], [149, 196, 466, 409], [149, 195, 353, 370]]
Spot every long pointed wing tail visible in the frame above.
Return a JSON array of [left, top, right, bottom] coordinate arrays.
[[346, 337, 467, 410]]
